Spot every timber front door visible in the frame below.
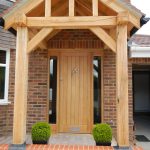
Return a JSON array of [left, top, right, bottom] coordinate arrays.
[[58, 52, 93, 133]]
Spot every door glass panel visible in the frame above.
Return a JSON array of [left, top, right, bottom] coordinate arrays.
[[49, 57, 57, 123], [93, 56, 101, 123], [0, 67, 5, 99]]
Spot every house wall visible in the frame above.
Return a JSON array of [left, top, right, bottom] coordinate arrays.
[[0, 1, 16, 136], [0, 29, 149, 145], [0, 50, 15, 136]]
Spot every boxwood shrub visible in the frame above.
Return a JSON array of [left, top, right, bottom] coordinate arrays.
[[92, 123, 112, 143], [31, 122, 51, 142]]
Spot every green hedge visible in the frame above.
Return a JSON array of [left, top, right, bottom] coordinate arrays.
[[31, 122, 51, 142], [92, 123, 112, 143]]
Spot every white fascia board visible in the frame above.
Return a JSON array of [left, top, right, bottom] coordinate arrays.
[[129, 46, 150, 58]]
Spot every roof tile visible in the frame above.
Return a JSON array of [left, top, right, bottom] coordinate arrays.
[[130, 34, 150, 47]]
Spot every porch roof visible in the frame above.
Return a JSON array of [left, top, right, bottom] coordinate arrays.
[[0, 0, 148, 36]]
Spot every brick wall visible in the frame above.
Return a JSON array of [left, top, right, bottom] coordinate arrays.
[[128, 61, 134, 144], [0, 1, 16, 135], [0, 50, 15, 136], [48, 29, 103, 49], [103, 49, 117, 137], [27, 49, 49, 132]]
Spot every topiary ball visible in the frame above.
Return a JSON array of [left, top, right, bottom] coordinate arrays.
[[31, 122, 51, 142], [92, 123, 112, 143]]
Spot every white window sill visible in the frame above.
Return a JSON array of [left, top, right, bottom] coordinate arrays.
[[0, 101, 11, 105]]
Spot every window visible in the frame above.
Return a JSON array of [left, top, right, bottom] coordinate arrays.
[[49, 57, 57, 123], [0, 49, 10, 104], [93, 56, 101, 123]]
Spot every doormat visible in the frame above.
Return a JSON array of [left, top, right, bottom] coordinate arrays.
[[135, 135, 150, 142]]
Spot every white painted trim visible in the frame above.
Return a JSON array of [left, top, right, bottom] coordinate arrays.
[[0, 48, 10, 105], [0, 101, 11, 106], [129, 46, 150, 58]]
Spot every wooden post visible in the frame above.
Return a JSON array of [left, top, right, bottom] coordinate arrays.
[[45, 0, 51, 17], [13, 27, 28, 144], [69, 0, 74, 16], [92, 0, 98, 16], [116, 24, 129, 147]]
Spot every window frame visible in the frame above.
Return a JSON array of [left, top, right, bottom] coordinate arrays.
[[0, 48, 10, 104]]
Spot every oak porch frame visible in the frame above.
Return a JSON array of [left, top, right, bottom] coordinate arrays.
[[9, 0, 140, 147]]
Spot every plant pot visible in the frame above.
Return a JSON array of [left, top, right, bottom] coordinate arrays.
[[96, 142, 111, 146], [32, 140, 48, 144]]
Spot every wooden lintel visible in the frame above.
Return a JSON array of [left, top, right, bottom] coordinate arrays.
[[27, 28, 53, 53], [92, 0, 98, 16], [45, 0, 51, 17], [116, 24, 129, 147], [13, 27, 28, 144], [90, 27, 116, 52], [26, 16, 117, 28], [69, 0, 75, 16]]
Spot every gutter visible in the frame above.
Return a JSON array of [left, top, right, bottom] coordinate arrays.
[[0, 17, 16, 36], [130, 16, 149, 36]]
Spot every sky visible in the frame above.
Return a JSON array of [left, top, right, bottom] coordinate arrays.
[[131, 0, 150, 35]]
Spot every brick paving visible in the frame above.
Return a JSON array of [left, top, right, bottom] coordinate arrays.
[[0, 145, 143, 150], [0, 144, 8, 150]]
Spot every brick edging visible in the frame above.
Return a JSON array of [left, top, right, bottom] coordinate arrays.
[[0, 144, 143, 150]]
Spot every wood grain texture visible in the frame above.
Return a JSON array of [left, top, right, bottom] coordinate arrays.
[[26, 16, 117, 28], [45, 0, 51, 16], [99, 0, 140, 28], [92, 0, 98, 16], [116, 24, 129, 146], [13, 27, 28, 144], [27, 28, 53, 53], [90, 27, 116, 52], [4, 0, 44, 29], [69, 0, 74, 16], [59, 52, 92, 133]]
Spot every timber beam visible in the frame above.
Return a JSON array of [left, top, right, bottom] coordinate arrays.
[[117, 11, 129, 25], [99, 0, 141, 28], [69, 0, 75, 16], [28, 29, 48, 49], [92, 0, 98, 16], [26, 16, 117, 28], [45, 0, 51, 17], [90, 27, 116, 52], [4, 0, 44, 29], [13, 27, 28, 144], [116, 24, 129, 147], [27, 28, 53, 53]]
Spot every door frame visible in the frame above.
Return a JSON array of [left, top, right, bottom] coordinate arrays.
[[48, 49, 104, 133], [133, 70, 150, 115]]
